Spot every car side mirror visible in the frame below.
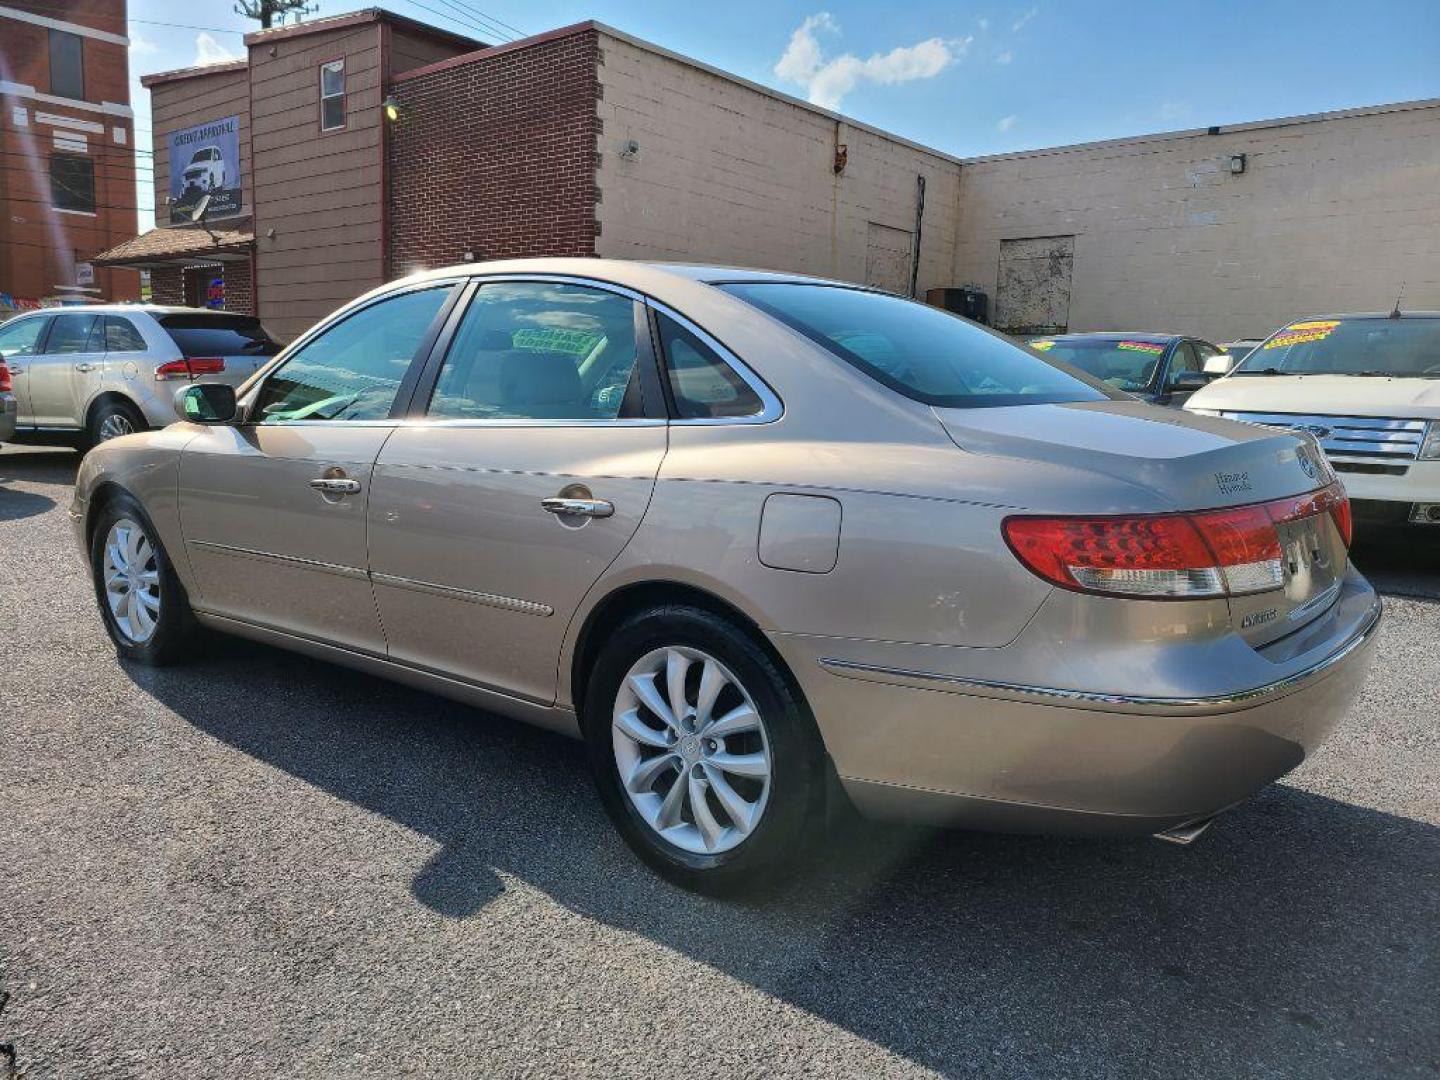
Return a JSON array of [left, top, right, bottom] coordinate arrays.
[[1169, 371, 1216, 392], [176, 383, 238, 424]]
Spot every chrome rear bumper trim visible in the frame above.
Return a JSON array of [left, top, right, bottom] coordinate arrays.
[[819, 599, 1382, 715]]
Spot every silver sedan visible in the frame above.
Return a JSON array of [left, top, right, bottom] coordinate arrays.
[[71, 259, 1380, 892]]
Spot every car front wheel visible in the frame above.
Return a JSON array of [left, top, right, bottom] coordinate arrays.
[[90, 496, 199, 665], [584, 605, 827, 893]]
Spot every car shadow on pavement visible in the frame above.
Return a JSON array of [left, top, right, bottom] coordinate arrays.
[[0, 448, 74, 521], [123, 637, 1439, 1077]]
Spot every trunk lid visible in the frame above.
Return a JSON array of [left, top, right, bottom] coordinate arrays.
[[936, 399, 1348, 644]]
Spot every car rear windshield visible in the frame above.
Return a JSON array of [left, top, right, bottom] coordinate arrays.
[[1235, 317, 1440, 377], [719, 283, 1116, 408], [158, 314, 280, 358], [1027, 337, 1168, 392]]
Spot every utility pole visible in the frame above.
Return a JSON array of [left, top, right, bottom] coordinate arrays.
[[234, 0, 317, 30]]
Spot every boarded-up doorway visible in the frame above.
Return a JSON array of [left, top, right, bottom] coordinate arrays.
[[865, 222, 914, 295], [995, 236, 1074, 334]]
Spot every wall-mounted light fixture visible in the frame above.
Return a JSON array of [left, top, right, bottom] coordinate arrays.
[[1229, 153, 1247, 175], [618, 138, 639, 160], [383, 94, 401, 122]]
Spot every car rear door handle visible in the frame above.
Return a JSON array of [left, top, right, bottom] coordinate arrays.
[[74, 362, 98, 372], [310, 478, 362, 494], [541, 496, 614, 518], [6, 364, 22, 374]]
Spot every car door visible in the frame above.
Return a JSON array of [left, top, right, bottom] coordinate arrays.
[[367, 277, 668, 704], [0, 314, 49, 425], [27, 311, 101, 428], [177, 281, 460, 653]]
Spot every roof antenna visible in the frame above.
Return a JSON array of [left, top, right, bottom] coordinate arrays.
[[1389, 282, 1405, 319]]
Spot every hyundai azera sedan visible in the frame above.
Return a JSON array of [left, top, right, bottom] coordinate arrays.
[[72, 259, 1381, 891]]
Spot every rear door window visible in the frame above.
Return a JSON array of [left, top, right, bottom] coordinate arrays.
[[158, 314, 280, 358], [44, 313, 98, 354]]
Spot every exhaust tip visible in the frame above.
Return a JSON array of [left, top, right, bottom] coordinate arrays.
[[1154, 816, 1217, 846]]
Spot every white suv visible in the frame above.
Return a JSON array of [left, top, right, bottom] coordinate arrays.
[[1186, 312, 1440, 527], [0, 305, 279, 448], [182, 145, 226, 192]]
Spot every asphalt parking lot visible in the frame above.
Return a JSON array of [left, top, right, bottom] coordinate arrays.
[[1, 444, 1436, 1079]]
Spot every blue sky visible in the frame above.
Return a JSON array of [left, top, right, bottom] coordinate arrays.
[[126, 0, 1440, 230]]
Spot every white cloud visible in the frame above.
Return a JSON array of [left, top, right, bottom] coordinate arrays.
[[977, 16, 990, 31], [1011, 6, 1038, 32], [193, 32, 238, 66], [997, 114, 1017, 132], [775, 13, 969, 110], [996, 49, 1013, 63], [130, 30, 159, 55]]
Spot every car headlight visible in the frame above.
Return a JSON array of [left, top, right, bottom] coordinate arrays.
[[1421, 421, 1440, 460]]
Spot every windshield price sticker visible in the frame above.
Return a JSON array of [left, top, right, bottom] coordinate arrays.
[[1117, 340, 1165, 354], [1031, 340, 1056, 351], [1263, 320, 1341, 349]]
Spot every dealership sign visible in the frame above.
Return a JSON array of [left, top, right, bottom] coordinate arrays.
[[167, 115, 242, 225]]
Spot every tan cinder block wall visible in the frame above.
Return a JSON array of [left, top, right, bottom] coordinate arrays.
[[952, 100, 1440, 342], [594, 29, 960, 296]]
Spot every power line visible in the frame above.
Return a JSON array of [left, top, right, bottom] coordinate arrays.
[[444, 0, 525, 39], [422, 0, 513, 42]]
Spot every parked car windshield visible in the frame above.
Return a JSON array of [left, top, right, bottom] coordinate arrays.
[[1026, 336, 1169, 391], [1234, 317, 1440, 377], [721, 284, 1116, 407], [158, 314, 280, 358]]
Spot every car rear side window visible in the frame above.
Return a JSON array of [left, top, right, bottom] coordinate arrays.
[[158, 314, 280, 358], [655, 312, 764, 419], [252, 287, 451, 423], [45, 313, 97, 354], [102, 316, 147, 352], [426, 281, 641, 421], [721, 283, 1115, 408]]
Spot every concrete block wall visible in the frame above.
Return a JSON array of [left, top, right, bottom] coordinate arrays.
[[594, 29, 959, 295], [951, 100, 1440, 342]]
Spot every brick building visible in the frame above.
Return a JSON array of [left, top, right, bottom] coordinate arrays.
[[0, 0, 140, 315], [96, 12, 1440, 343]]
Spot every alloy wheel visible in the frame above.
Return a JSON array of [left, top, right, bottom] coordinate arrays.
[[98, 413, 136, 441], [612, 646, 773, 855], [102, 518, 161, 644]]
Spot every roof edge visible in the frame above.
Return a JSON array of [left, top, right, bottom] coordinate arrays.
[[959, 97, 1440, 165], [391, 20, 597, 83], [140, 59, 248, 87], [243, 7, 481, 49]]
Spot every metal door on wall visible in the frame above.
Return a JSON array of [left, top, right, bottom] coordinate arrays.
[[864, 223, 914, 295], [995, 235, 1075, 335]]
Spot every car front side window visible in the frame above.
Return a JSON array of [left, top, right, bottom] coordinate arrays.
[[250, 287, 452, 423], [0, 317, 47, 359], [426, 281, 641, 421]]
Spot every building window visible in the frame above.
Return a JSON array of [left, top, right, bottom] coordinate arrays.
[[49, 30, 85, 101], [320, 59, 345, 131], [50, 154, 95, 212]]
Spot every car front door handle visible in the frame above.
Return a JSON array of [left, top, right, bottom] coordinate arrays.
[[74, 362, 98, 372], [541, 496, 614, 519], [310, 477, 362, 494]]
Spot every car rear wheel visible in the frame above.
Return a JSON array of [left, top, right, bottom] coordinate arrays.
[[87, 398, 146, 448], [584, 605, 827, 893], [90, 497, 200, 665]]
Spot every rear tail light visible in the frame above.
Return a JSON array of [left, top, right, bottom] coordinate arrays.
[[155, 357, 225, 380], [0, 361, 11, 393], [1004, 480, 1350, 599]]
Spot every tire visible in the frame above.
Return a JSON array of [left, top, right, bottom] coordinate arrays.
[[583, 604, 827, 894], [89, 495, 200, 666], [86, 398, 146, 449]]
